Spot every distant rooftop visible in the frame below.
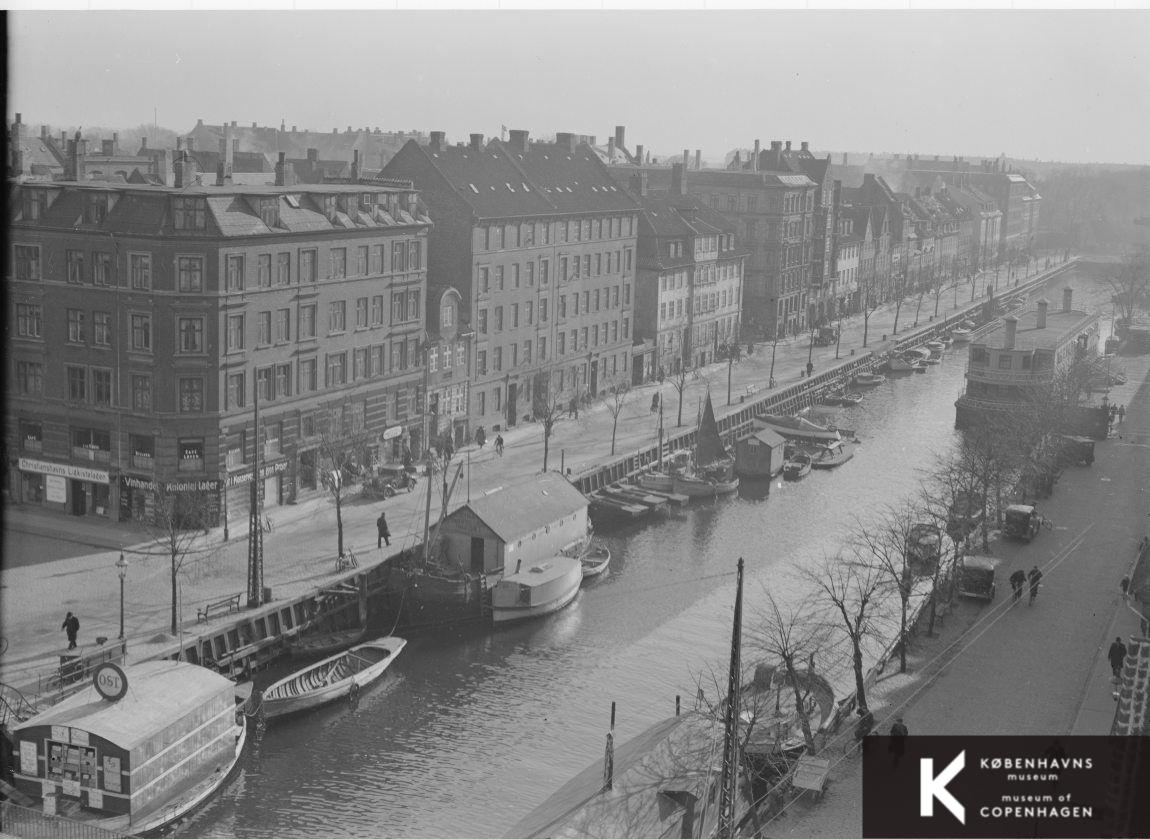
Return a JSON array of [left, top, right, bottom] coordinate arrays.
[[974, 306, 1097, 352]]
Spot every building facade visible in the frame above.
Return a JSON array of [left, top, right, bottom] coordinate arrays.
[[7, 164, 431, 525], [382, 130, 639, 435]]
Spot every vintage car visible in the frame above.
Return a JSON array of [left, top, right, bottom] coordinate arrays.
[[957, 555, 999, 601], [1002, 504, 1042, 541], [1059, 434, 1095, 467]]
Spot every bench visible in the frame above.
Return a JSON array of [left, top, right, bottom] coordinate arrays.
[[197, 593, 242, 623]]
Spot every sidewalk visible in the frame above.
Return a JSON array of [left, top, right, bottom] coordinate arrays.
[[0, 260, 1077, 696]]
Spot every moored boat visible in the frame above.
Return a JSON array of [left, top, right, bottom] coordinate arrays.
[[672, 471, 741, 497], [925, 340, 946, 354], [838, 391, 864, 405], [491, 556, 582, 624], [579, 546, 611, 579], [782, 452, 812, 480], [260, 636, 407, 720], [289, 625, 367, 658], [756, 413, 841, 444], [852, 371, 886, 387], [809, 439, 854, 469], [951, 327, 974, 343]]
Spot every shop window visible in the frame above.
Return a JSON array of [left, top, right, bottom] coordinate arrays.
[[20, 420, 42, 452], [178, 438, 205, 473], [130, 434, 154, 470]]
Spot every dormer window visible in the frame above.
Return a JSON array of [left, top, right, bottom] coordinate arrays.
[[172, 197, 207, 230], [258, 197, 279, 228], [22, 189, 47, 220], [361, 193, 374, 208], [321, 195, 337, 219], [86, 194, 109, 224]]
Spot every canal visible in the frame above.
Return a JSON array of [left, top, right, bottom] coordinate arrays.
[[181, 269, 1100, 839]]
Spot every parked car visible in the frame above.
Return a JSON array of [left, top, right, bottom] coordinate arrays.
[[361, 467, 418, 499], [1002, 504, 1042, 541]]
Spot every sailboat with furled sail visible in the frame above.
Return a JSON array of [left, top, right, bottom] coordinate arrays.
[[671, 390, 740, 498]]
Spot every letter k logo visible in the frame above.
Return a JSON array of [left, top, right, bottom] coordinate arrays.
[[920, 751, 965, 823]]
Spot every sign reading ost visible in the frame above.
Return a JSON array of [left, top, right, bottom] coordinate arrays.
[[93, 663, 129, 702]]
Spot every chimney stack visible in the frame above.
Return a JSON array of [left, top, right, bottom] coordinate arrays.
[[40, 124, 48, 142], [1037, 298, 1048, 329], [11, 115, 25, 174], [694, 149, 701, 170], [801, 141, 809, 152], [770, 141, 782, 152], [469, 133, 484, 151], [186, 137, 195, 152], [60, 130, 67, 148], [157, 148, 171, 186], [785, 140, 792, 152], [753, 139, 760, 172], [1003, 316, 1018, 350], [842, 152, 849, 165], [102, 139, 114, 156], [614, 125, 625, 151], [351, 149, 360, 180], [555, 132, 576, 152], [1062, 287, 1073, 312], [671, 162, 687, 196], [508, 129, 529, 153], [217, 122, 234, 185], [65, 131, 86, 181], [112, 132, 119, 152], [275, 151, 287, 186], [635, 144, 644, 164], [681, 149, 689, 171], [429, 131, 445, 150], [607, 138, 615, 162]]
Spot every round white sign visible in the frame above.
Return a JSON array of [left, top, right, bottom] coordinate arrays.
[[93, 663, 128, 701]]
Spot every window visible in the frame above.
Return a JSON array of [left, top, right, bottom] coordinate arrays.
[[596, 253, 602, 276], [257, 367, 274, 401], [512, 304, 519, 329], [582, 255, 591, 277], [67, 250, 85, 284], [275, 308, 291, 342], [328, 300, 346, 333], [511, 344, 519, 367], [526, 301, 533, 325], [441, 300, 456, 329], [257, 311, 272, 345], [17, 304, 42, 338], [131, 375, 152, 411], [226, 255, 245, 291], [391, 292, 406, 324], [91, 252, 112, 286], [92, 368, 112, 406], [130, 253, 152, 290], [277, 252, 291, 285], [14, 245, 42, 281], [172, 197, 206, 230], [300, 358, 318, 392], [494, 387, 502, 412], [227, 373, 246, 409], [357, 246, 369, 276], [494, 347, 503, 372], [538, 337, 547, 361], [523, 341, 531, 364], [409, 241, 422, 270], [372, 295, 385, 326], [257, 254, 272, 287], [624, 284, 631, 305], [301, 249, 317, 283], [581, 327, 589, 349], [330, 248, 347, 279], [354, 348, 369, 379], [178, 317, 204, 353], [226, 314, 244, 351], [541, 259, 549, 285], [326, 352, 347, 386], [558, 333, 566, 355], [373, 245, 385, 274], [68, 310, 88, 343], [22, 190, 47, 221], [477, 350, 488, 376], [526, 262, 535, 286], [277, 363, 293, 396], [356, 297, 369, 329], [428, 347, 439, 373], [300, 304, 316, 339], [495, 266, 504, 290], [178, 438, 205, 472], [540, 299, 548, 322], [613, 286, 620, 308], [371, 345, 385, 377], [259, 198, 279, 228], [559, 295, 567, 318], [478, 391, 486, 415], [573, 294, 580, 316], [623, 317, 630, 339], [392, 242, 407, 272], [998, 354, 1013, 370], [495, 307, 504, 331], [67, 365, 87, 401], [513, 264, 521, 288], [560, 256, 568, 281], [625, 249, 633, 272], [172, 254, 204, 293], [479, 267, 490, 293], [442, 344, 452, 369], [179, 378, 204, 412], [594, 289, 601, 311], [17, 361, 44, 395]]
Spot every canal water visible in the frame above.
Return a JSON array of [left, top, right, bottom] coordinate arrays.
[[181, 269, 1098, 839]]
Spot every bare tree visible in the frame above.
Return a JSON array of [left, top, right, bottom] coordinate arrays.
[[534, 381, 567, 473], [891, 265, 909, 335], [669, 365, 690, 428], [861, 282, 881, 348], [315, 400, 375, 558], [601, 385, 630, 456], [805, 551, 885, 716], [142, 484, 217, 636], [1109, 246, 1150, 331]]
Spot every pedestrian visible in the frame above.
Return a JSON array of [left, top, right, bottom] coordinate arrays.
[[476, 427, 486, 448], [61, 612, 80, 650], [1119, 404, 1125, 424], [376, 511, 390, 549], [889, 717, 909, 767], [1120, 575, 1130, 602], [1109, 637, 1128, 679], [1027, 565, 1043, 606], [495, 435, 505, 457], [650, 392, 660, 414], [1009, 569, 1027, 603]]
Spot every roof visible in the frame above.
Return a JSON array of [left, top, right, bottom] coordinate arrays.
[[974, 307, 1098, 352], [502, 712, 722, 839], [683, 170, 816, 191], [502, 139, 641, 216], [634, 192, 739, 240], [453, 472, 587, 543], [740, 427, 786, 448], [15, 661, 233, 750]]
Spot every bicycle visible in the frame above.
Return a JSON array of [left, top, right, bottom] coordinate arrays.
[[336, 549, 360, 573], [260, 515, 273, 534]]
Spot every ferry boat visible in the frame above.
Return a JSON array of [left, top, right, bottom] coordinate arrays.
[[491, 556, 582, 623], [10, 660, 246, 835]]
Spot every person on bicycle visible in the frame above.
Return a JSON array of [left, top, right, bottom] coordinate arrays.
[[1027, 565, 1043, 605], [1009, 569, 1026, 603]]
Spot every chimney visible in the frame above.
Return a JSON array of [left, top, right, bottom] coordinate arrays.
[[292, 125, 297, 133], [275, 151, 287, 186], [231, 121, 237, 129], [469, 133, 483, 151], [140, 136, 147, 150], [102, 139, 114, 156], [842, 152, 849, 165], [770, 141, 782, 152], [801, 141, 809, 152], [681, 149, 689, 171], [217, 122, 233, 185], [112, 132, 119, 153], [157, 148, 171, 186], [508, 129, 529, 153], [671, 162, 687, 196], [555, 132, 576, 152], [632, 172, 648, 197], [1062, 287, 1073, 312], [428, 131, 445, 151], [186, 137, 194, 152], [607, 137, 615, 162], [347, 125, 352, 134], [1037, 298, 1048, 329], [197, 118, 204, 127], [351, 149, 360, 181], [753, 140, 760, 172], [174, 149, 189, 189], [694, 150, 701, 170], [66, 131, 86, 181], [252, 122, 258, 129], [646, 151, 651, 164], [280, 120, 286, 132], [635, 143, 644, 164], [589, 136, 596, 147], [785, 140, 792, 152], [614, 125, 625, 150], [11, 115, 25, 174], [1003, 316, 1017, 350], [60, 130, 66, 147], [40, 124, 48, 142]]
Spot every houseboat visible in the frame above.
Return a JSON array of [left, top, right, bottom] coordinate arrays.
[[954, 289, 1108, 437], [10, 660, 246, 835], [490, 556, 583, 624]]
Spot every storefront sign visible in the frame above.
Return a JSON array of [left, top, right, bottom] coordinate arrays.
[[93, 663, 128, 702], [45, 475, 66, 504], [162, 478, 222, 493], [224, 460, 287, 488], [121, 475, 156, 492], [18, 458, 109, 484], [382, 425, 403, 441]]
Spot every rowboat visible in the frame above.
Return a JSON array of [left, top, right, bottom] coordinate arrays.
[[260, 636, 407, 720], [288, 626, 367, 657], [838, 391, 864, 406], [951, 327, 974, 343], [853, 371, 886, 387], [782, 452, 812, 480], [580, 546, 611, 579], [491, 556, 582, 624], [809, 439, 854, 469]]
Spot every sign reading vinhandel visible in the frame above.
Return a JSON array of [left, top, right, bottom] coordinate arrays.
[[18, 458, 109, 484]]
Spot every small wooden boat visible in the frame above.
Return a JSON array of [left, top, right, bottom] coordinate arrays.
[[491, 557, 582, 624], [853, 371, 886, 387], [782, 453, 812, 480], [289, 626, 367, 657], [810, 440, 854, 470], [261, 636, 407, 720], [951, 327, 973, 343], [925, 340, 946, 354], [579, 546, 611, 579], [838, 391, 863, 406]]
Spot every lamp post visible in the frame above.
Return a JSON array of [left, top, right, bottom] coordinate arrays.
[[116, 550, 128, 641]]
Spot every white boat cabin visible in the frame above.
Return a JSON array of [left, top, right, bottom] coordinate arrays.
[[436, 472, 589, 577]]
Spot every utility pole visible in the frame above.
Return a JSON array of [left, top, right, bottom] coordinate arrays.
[[717, 557, 745, 839], [246, 379, 264, 608]]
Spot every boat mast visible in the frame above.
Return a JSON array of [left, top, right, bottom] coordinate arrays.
[[658, 394, 664, 468], [421, 453, 436, 564], [717, 557, 744, 839]]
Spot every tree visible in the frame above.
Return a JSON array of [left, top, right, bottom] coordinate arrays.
[[534, 381, 567, 473], [1109, 246, 1150, 331], [669, 365, 690, 428], [861, 281, 881, 348], [315, 400, 375, 558], [602, 385, 630, 456], [891, 265, 909, 335], [142, 484, 217, 636], [805, 551, 885, 716]]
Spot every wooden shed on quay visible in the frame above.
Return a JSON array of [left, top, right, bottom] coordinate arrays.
[[438, 472, 590, 578], [734, 424, 787, 479]]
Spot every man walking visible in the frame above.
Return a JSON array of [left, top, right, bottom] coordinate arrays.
[[889, 717, 909, 767], [61, 612, 80, 650], [1009, 569, 1027, 603], [376, 511, 391, 549], [1028, 565, 1043, 606], [1109, 637, 1128, 680], [495, 435, 505, 457]]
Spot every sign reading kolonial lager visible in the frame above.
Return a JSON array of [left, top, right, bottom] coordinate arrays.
[[863, 736, 1150, 838]]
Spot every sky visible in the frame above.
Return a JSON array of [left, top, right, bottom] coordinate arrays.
[[8, 9, 1150, 166]]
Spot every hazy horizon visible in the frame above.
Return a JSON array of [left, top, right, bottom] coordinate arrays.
[[10, 10, 1150, 166]]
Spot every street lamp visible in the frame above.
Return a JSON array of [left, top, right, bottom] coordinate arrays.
[[116, 550, 128, 641]]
